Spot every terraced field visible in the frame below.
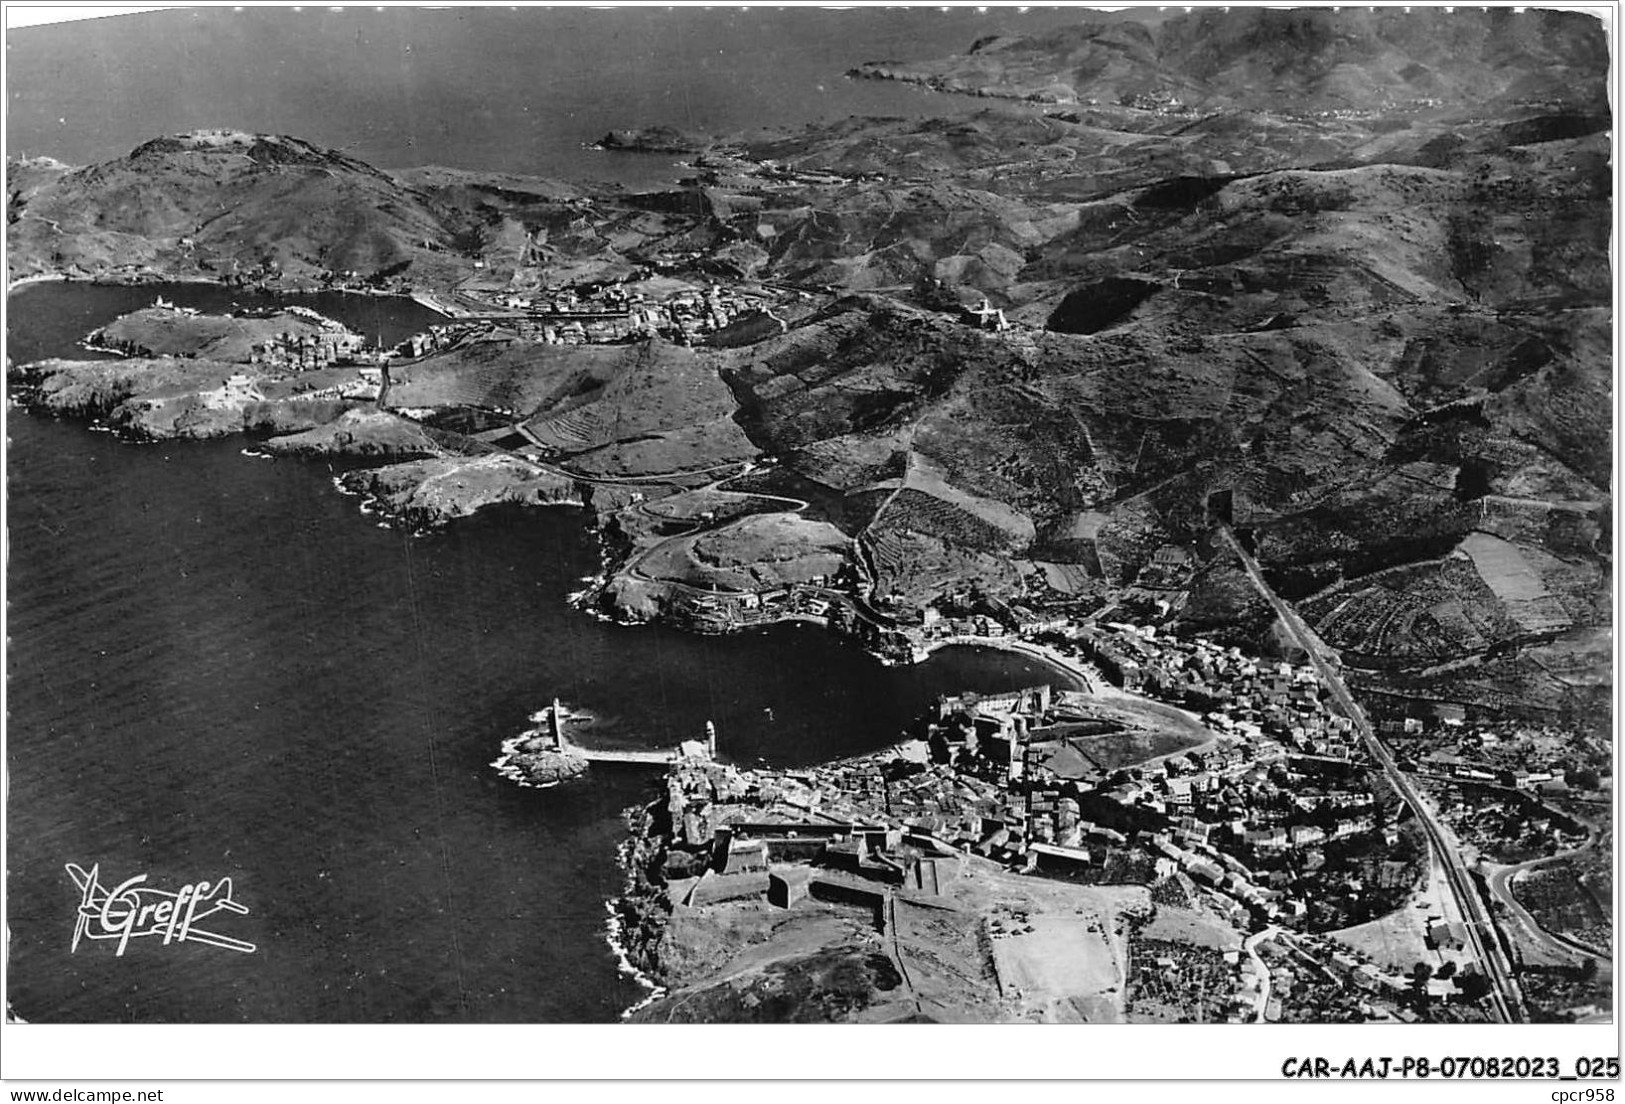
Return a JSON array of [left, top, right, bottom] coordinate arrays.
[[525, 403, 610, 451], [869, 488, 1022, 554], [1304, 556, 1522, 667]]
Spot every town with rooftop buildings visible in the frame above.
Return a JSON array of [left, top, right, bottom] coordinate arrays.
[[566, 504, 1610, 1019], [7, 3, 1611, 1044], [402, 278, 807, 349], [616, 592, 1611, 1024]]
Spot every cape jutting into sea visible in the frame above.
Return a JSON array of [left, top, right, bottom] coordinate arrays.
[[6, 279, 1077, 1022], [6, 7, 1099, 1020]]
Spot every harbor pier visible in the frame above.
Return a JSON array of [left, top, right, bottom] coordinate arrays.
[[545, 699, 708, 765]]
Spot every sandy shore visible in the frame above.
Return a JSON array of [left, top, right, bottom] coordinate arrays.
[[6, 269, 455, 311], [6, 273, 72, 294], [8, 272, 232, 296], [408, 290, 462, 317], [920, 634, 1102, 692]]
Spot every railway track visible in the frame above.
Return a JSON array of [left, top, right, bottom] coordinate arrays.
[[1218, 525, 1525, 1022]]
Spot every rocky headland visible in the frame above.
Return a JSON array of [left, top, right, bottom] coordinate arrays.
[[7, 7, 1615, 1029], [14, 356, 361, 442], [491, 732, 590, 789], [7, 5, 1612, 730], [260, 407, 441, 458], [339, 454, 581, 529], [594, 126, 707, 155], [848, 9, 1607, 112], [87, 302, 361, 362]]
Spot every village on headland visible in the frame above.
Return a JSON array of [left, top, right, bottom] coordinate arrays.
[[27, 289, 1613, 1026], [24, 264, 1055, 610], [8, 93, 1610, 1029]]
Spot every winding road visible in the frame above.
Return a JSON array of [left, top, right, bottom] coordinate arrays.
[[1243, 926, 1282, 1023], [1482, 844, 1611, 964]]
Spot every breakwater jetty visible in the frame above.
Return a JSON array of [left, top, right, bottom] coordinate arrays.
[[547, 701, 715, 765], [493, 702, 716, 787]]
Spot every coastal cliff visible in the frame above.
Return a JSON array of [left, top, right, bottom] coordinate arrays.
[[88, 304, 362, 363], [261, 408, 441, 458], [595, 126, 706, 154], [9, 357, 376, 443], [848, 9, 1608, 111], [7, 350, 588, 531], [8, 3, 1612, 726], [339, 454, 581, 529]]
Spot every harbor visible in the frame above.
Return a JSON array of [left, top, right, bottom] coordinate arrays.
[[493, 700, 718, 788]]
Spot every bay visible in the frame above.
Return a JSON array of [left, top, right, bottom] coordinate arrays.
[[7, 7, 1102, 189], [5, 283, 1077, 1022]]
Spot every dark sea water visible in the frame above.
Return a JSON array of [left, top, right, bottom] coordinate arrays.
[[5, 283, 1078, 1022], [8, 7, 1100, 188]]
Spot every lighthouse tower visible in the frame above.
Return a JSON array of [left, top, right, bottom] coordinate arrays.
[[549, 698, 565, 750], [704, 720, 717, 760]]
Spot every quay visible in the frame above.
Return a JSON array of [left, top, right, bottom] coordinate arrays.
[[569, 743, 678, 766], [543, 699, 714, 765], [408, 290, 461, 318]]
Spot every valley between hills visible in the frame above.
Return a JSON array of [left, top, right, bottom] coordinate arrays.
[[11, 6, 1608, 728], [6, 6, 1612, 1025]]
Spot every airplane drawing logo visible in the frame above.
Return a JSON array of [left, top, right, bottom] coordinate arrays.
[[67, 863, 257, 956]]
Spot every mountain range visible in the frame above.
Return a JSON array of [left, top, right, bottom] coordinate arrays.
[[7, 6, 1610, 728]]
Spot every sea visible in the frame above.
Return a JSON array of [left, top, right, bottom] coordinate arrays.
[[5, 6, 1108, 1024], [7, 7, 1107, 187], [5, 280, 1079, 1022]]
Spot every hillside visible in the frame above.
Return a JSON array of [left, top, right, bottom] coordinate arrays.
[[849, 8, 1608, 114], [88, 304, 360, 362], [6, 130, 476, 287], [6, 8, 1610, 727]]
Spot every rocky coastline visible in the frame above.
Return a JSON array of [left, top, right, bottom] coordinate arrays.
[[7, 349, 593, 535], [593, 126, 705, 155], [490, 711, 591, 788], [12, 48, 1611, 726], [7, 320, 886, 648], [846, 63, 1075, 104], [610, 798, 671, 986], [259, 408, 442, 459], [13, 357, 366, 444], [604, 734, 1124, 1024], [338, 454, 583, 530]]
